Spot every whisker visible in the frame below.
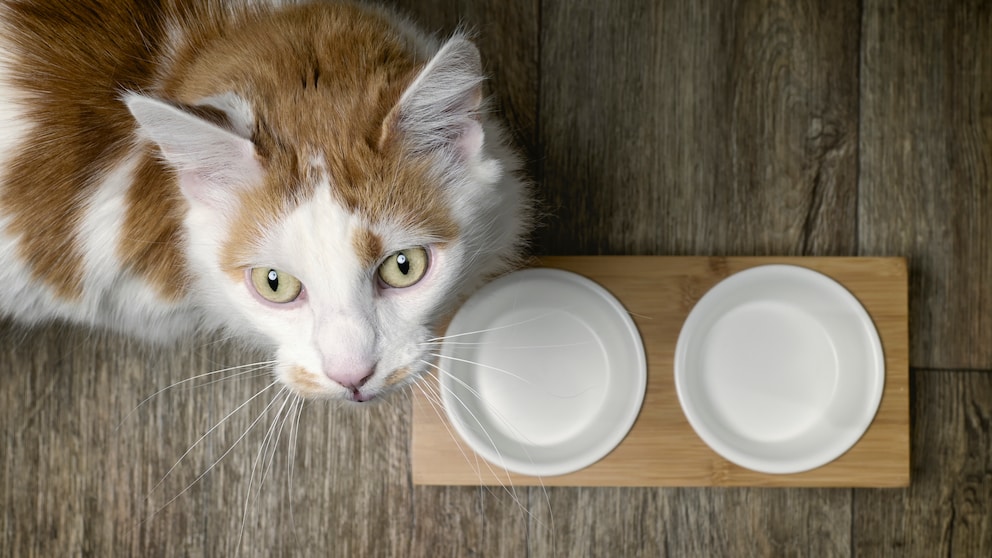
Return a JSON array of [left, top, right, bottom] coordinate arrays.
[[287, 395, 305, 545], [148, 384, 289, 520], [414, 371, 534, 518], [412, 371, 488, 481], [430, 351, 598, 401], [259, 391, 295, 490], [197, 332, 254, 348], [145, 379, 281, 501], [186, 368, 272, 391], [427, 374, 553, 533], [424, 307, 575, 344], [429, 352, 536, 387], [237, 389, 293, 553], [117, 360, 277, 429], [422, 364, 555, 532], [420, 363, 529, 512], [428, 364, 545, 449], [420, 339, 592, 351]]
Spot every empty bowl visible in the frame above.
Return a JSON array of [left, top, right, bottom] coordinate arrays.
[[438, 268, 647, 477], [674, 264, 885, 474]]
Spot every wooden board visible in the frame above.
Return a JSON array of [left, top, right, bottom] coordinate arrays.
[[411, 256, 909, 487]]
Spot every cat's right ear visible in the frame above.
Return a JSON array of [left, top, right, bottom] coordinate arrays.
[[379, 36, 486, 162], [124, 93, 262, 212]]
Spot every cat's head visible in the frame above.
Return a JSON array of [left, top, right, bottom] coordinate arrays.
[[126, 34, 530, 403]]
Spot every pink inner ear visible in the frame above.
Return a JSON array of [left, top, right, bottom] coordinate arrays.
[[177, 170, 219, 208], [173, 138, 263, 213], [177, 169, 243, 214], [456, 120, 485, 160]]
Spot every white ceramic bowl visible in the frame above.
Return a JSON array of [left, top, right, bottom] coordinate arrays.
[[438, 268, 646, 477], [674, 264, 885, 474]]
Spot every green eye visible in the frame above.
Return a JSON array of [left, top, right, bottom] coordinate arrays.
[[378, 247, 429, 288], [250, 268, 303, 303]]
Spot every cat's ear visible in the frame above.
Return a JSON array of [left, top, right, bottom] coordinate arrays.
[[380, 36, 486, 161], [125, 92, 262, 211]]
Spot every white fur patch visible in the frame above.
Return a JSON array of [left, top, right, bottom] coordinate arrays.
[[0, 19, 53, 325], [206, 169, 467, 399], [0, 142, 198, 338], [0, 29, 199, 337], [76, 153, 199, 340]]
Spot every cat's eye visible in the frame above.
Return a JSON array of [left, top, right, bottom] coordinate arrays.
[[378, 247, 429, 288], [250, 268, 303, 303]]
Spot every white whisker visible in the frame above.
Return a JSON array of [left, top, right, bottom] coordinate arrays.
[[422, 364, 557, 534], [412, 371, 487, 480], [420, 339, 592, 351], [237, 389, 293, 553], [420, 363, 530, 513], [287, 396, 305, 545], [414, 371, 533, 518], [118, 360, 277, 429], [424, 308, 573, 344], [146, 379, 281, 502], [428, 352, 536, 387], [430, 351, 598, 400], [149, 384, 289, 521]]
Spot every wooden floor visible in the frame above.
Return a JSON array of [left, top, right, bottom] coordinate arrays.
[[2, 0, 991, 555]]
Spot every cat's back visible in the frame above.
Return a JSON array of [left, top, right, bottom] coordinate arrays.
[[0, 0, 199, 334]]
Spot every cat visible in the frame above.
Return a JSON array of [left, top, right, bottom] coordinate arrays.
[[0, 0, 532, 404]]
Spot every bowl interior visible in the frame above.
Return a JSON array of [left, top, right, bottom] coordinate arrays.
[[675, 265, 885, 474], [440, 269, 646, 477]]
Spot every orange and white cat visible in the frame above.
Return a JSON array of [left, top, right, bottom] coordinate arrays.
[[0, 0, 531, 403]]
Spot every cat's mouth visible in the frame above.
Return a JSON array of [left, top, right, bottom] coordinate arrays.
[[348, 388, 375, 403], [346, 364, 418, 403]]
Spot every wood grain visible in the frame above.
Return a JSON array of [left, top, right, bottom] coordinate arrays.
[[3, 0, 992, 555], [525, 486, 853, 556], [859, 0, 992, 369], [412, 256, 909, 487], [537, 0, 860, 257], [853, 371, 992, 556]]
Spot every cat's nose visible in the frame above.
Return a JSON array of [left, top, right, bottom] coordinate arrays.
[[326, 367, 374, 390]]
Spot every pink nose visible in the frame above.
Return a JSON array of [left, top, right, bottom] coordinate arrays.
[[326, 368, 374, 390]]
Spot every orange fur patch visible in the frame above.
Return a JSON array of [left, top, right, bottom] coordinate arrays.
[[384, 367, 413, 388], [190, 4, 459, 274], [1, 1, 181, 299], [118, 150, 190, 300], [352, 227, 384, 270], [285, 365, 324, 396]]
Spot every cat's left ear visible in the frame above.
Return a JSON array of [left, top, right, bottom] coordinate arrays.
[[380, 36, 486, 161], [125, 92, 262, 211]]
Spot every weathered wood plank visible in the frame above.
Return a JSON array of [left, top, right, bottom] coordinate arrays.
[[1, 326, 218, 556], [537, 0, 860, 257], [528, 488, 668, 557], [859, 0, 992, 368], [853, 371, 992, 556], [526, 487, 851, 557]]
